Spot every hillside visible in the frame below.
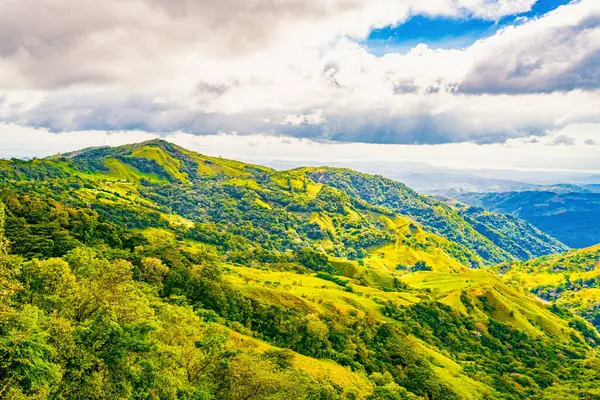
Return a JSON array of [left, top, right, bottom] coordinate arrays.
[[0, 140, 598, 400], [499, 244, 600, 331], [447, 190, 600, 248], [304, 168, 567, 265]]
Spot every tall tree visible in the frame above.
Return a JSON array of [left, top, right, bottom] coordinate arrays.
[[0, 202, 7, 254]]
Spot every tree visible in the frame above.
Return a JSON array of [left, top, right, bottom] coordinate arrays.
[[0, 202, 8, 254], [411, 260, 432, 272], [222, 353, 303, 400], [139, 257, 169, 289], [20, 258, 77, 314], [295, 247, 332, 272], [0, 305, 60, 396]]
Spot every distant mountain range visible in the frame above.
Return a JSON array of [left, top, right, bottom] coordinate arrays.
[[442, 189, 600, 249]]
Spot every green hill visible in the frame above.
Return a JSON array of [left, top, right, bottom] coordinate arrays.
[[0, 140, 598, 400], [500, 244, 600, 332], [304, 168, 567, 266]]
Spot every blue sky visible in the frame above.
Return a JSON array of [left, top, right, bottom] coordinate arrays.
[[366, 0, 573, 54]]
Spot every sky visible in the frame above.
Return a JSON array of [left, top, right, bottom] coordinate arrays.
[[0, 0, 599, 175]]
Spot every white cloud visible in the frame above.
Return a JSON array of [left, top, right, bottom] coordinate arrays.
[[460, 0, 600, 93], [282, 110, 326, 126], [0, 0, 599, 145], [0, 0, 535, 89]]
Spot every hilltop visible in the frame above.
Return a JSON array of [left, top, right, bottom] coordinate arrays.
[[0, 139, 598, 399]]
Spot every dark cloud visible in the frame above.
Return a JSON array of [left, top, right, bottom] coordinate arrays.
[[392, 82, 419, 94], [196, 81, 235, 96]]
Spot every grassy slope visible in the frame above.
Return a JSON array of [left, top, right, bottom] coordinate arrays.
[[228, 329, 374, 395], [303, 167, 568, 266], [67, 141, 472, 274], [363, 214, 468, 274], [402, 270, 574, 338], [220, 259, 595, 398], [222, 264, 501, 398], [500, 244, 600, 328]]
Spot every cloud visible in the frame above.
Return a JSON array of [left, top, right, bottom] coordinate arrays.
[[0, 0, 599, 145], [0, 0, 535, 89], [282, 110, 327, 126], [4, 123, 600, 174], [459, 2, 600, 94], [8, 84, 599, 145], [550, 135, 576, 146], [585, 138, 597, 145]]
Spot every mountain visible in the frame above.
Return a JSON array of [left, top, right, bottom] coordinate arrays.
[[253, 160, 532, 193], [448, 190, 600, 248], [394, 172, 532, 193], [1, 140, 566, 266], [0, 139, 598, 399], [304, 168, 567, 265]]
